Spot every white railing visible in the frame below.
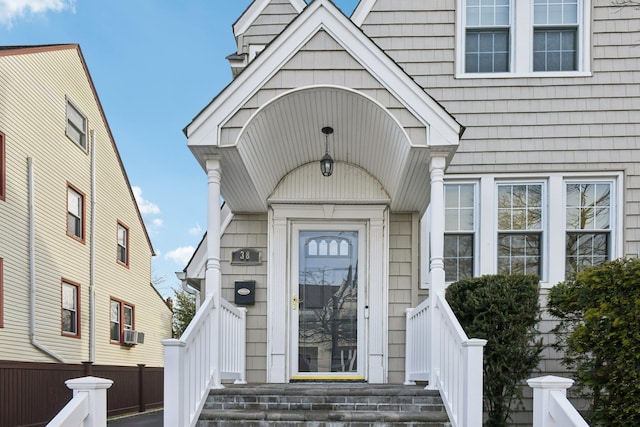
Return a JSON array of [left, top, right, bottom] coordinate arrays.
[[163, 294, 247, 427], [404, 297, 431, 384], [405, 293, 486, 427], [528, 376, 589, 427], [46, 377, 113, 427]]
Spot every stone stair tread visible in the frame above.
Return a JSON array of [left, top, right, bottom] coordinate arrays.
[[200, 409, 450, 422]]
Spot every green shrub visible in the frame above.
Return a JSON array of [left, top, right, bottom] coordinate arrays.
[[446, 274, 543, 427], [548, 258, 640, 426], [172, 288, 196, 338]]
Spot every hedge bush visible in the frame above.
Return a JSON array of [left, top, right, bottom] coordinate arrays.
[[446, 274, 543, 427], [548, 258, 640, 426]]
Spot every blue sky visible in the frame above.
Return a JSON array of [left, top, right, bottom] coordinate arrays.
[[1, 0, 360, 297]]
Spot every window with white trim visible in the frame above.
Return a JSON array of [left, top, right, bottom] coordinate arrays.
[[66, 99, 87, 150], [117, 222, 129, 266], [62, 281, 79, 337], [565, 181, 612, 277], [67, 184, 85, 242], [497, 183, 543, 275], [458, 0, 590, 75], [444, 183, 476, 282], [110, 298, 134, 344]]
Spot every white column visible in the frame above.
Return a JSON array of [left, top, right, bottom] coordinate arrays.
[[527, 376, 581, 427], [462, 339, 488, 427], [66, 376, 113, 427], [162, 339, 186, 426], [427, 156, 446, 390], [205, 156, 222, 298], [205, 156, 223, 388], [267, 212, 287, 383], [368, 216, 387, 384]]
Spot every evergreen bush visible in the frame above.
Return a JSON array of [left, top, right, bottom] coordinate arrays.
[[446, 274, 543, 427], [548, 258, 640, 426]]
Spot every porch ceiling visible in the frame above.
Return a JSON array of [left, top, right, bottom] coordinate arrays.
[[189, 86, 457, 214]]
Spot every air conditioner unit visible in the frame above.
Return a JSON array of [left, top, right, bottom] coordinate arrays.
[[123, 329, 138, 345], [136, 331, 145, 344]]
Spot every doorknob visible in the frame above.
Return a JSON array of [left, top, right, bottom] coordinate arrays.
[[292, 294, 298, 310]]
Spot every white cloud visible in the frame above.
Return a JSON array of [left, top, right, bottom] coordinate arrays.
[[0, 0, 75, 27], [188, 224, 202, 236], [132, 186, 160, 216], [153, 218, 164, 227], [164, 246, 195, 266]]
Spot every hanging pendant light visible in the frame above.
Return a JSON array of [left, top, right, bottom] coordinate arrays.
[[320, 126, 334, 177]]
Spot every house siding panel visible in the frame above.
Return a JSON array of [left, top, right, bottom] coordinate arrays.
[[239, 0, 301, 54], [0, 47, 172, 368], [220, 214, 269, 383]]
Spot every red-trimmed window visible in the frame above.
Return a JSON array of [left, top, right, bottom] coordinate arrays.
[[117, 222, 129, 267], [67, 183, 85, 242], [110, 298, 134, 344], [62, 280, 80, 337], [1, 131, 5, 201]]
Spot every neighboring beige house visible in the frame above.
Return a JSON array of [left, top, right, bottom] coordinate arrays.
[[0, 45, 172, 369], [170, 0, 638, 425]]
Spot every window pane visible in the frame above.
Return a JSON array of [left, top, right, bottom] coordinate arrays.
[[498, 184, 543, 230], [497, 233, 541, 275], [124, 305, 133, 329], [62, 283, 77, 334], [534, 0, 578, 25], [110, 301, 120, 341], [566, 232, 609, 276], [445, 184, 475, 231], [466, 29, 510, 72], [534, 29, 577, 71], [68, 189, 81, 216], [565, 183, 611, 230], [444, 234, 474, 282], [62, 284, 76, 310]]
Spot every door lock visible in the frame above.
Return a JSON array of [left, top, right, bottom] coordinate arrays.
[[292, 294, 298, 310]]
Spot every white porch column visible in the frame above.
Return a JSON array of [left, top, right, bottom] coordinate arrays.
[[205, 156, 223, 388], [205, 156, 222, 297], [68, 376, 113, 427], [427, 156, 446, 390]]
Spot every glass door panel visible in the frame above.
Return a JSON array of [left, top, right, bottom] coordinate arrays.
[[298, 231, 358, 373]]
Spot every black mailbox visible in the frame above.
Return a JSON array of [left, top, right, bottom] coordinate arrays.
[[234, 281, 256, 305]]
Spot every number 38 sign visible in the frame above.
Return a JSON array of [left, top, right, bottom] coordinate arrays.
[[231, 248, 261, 265]]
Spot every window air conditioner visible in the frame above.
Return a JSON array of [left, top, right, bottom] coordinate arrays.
[[123, 329, 138, 345]]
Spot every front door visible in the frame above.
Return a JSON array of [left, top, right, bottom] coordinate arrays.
[[291, 225, 366, 380]]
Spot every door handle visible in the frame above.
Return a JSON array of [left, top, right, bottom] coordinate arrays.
[[292, 294, 298, 310]]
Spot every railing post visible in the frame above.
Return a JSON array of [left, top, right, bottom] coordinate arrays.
[[462, 338, 487, 427], [404, 307, 416, 385], [235, 307, 248, 384], [65, 376, 113, 427], [527, 376, 574, 427], [163, 339, 186, 427]]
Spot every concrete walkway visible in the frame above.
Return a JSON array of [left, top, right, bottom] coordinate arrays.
[[107, 410, 163, 426]]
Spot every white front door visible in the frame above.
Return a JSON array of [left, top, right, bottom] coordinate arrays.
[[291, 223, 366, 380]]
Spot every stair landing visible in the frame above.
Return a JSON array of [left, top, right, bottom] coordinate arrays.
[[198, 383, 451, 426]]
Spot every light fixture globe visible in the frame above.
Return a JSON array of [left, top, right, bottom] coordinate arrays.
[[320, 126, 334, 177]]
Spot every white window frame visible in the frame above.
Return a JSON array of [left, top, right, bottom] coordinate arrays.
[[110, 298, 134, 345], [443, 172, 621, 288], [117, 222, 129, 266], [563, 178, 617, 278], [66, 98, 88, 150], [495, 180, 546, 278], [67, 184, 85, 242], [456, 0, 591, 78], [443, 182, 479, 283]]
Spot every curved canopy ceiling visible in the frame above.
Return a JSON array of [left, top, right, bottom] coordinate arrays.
[[189, 86, 455, 214]]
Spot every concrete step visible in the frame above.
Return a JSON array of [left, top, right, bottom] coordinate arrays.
[[197, 384, 451, 426]]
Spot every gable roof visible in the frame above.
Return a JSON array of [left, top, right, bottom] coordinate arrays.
[[0, 44, 156, 256], [233, 0, 307, 37], [187, 0, 461, 147]]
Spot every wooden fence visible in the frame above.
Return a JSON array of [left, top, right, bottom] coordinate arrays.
[[0, 361, 163, 427]]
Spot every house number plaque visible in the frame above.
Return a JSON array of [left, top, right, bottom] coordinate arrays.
[[231, 248, 261, 265]]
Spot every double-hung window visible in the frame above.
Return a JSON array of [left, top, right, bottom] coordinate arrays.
[[62, 281, 80, 337], [110, 298, 134, 344], [66, 99, 87, 150], [67, 184, 85, 242], [458, 0, 590, 75], [534, 0, 579, 71], [117, 222, 129, 266], [465, 0, 511, 73], [444, 183, 476, 282], [497, 183, 543, 275], [565, 182, 611, 277]]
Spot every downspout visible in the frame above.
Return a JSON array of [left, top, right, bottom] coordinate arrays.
[[89, 130, 96, 362], [28, 157, 65, 362]]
